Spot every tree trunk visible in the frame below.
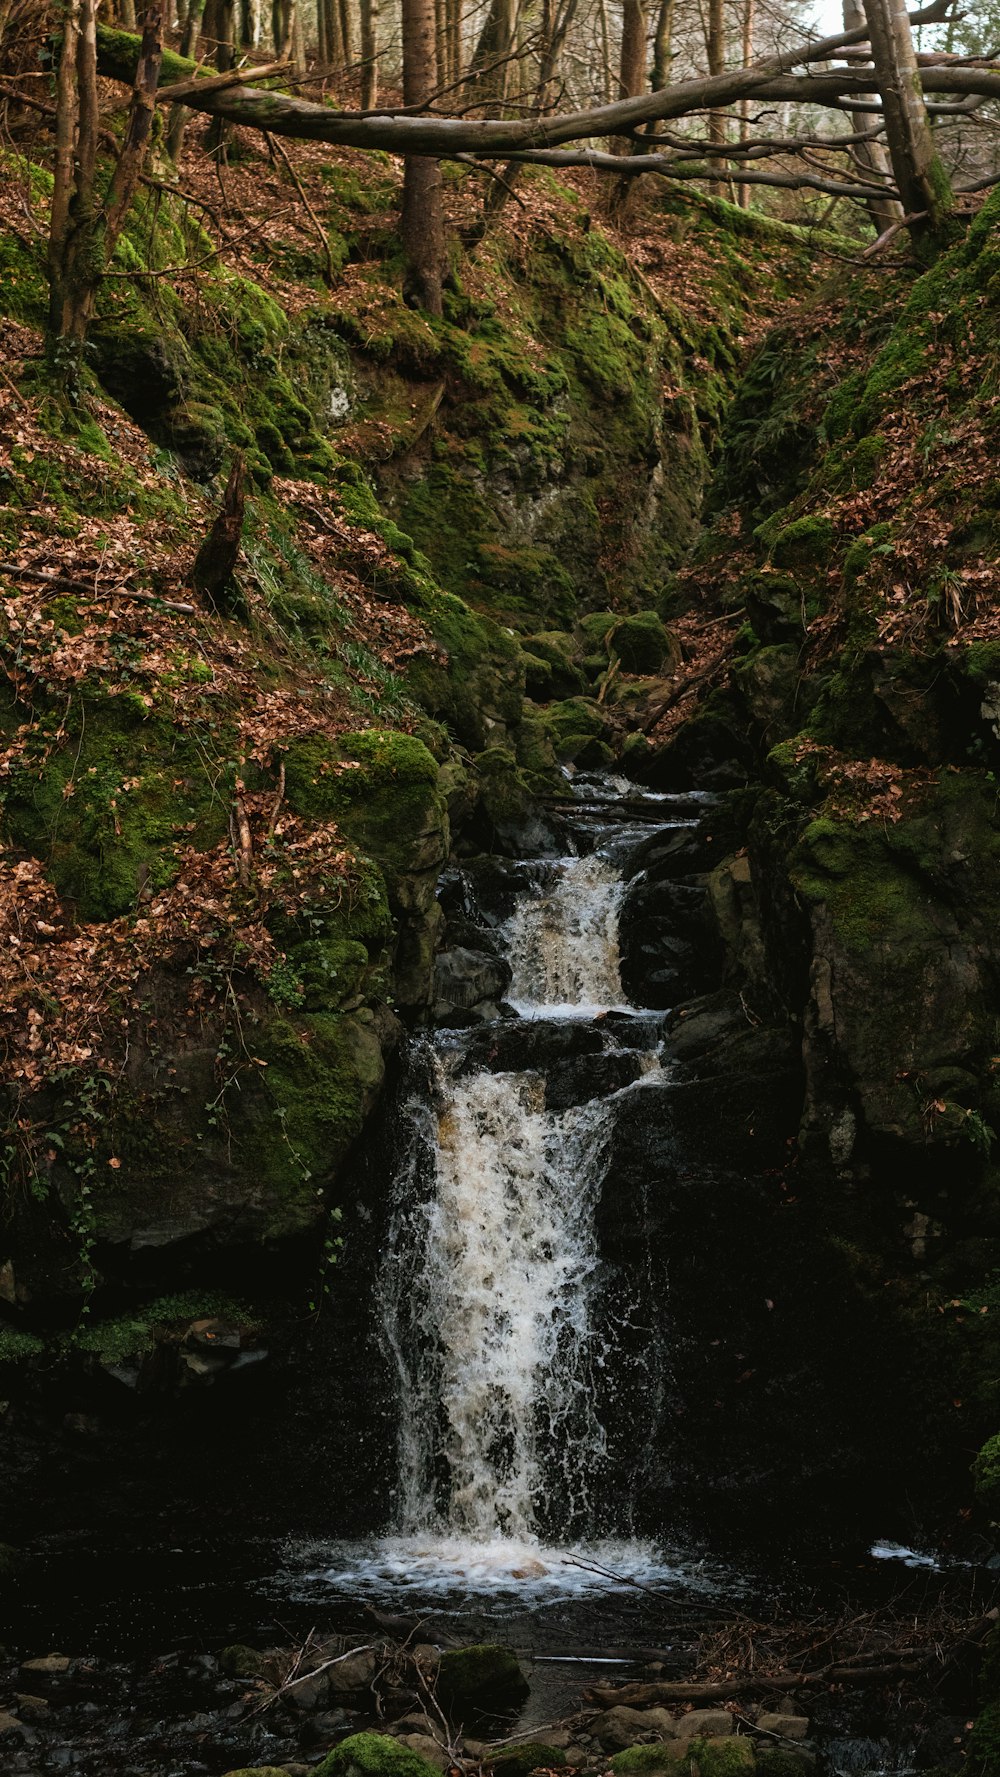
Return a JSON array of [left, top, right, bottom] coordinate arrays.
[[192, 455, 247, 612], [651, 0, 673, 89], [737, 0, 754, 205], [706, 0, 726, 182], [49, 5, 162, 396], [167, 0, 202, 157], [608, 0, 645, 215], [401, 0, 444, 314], [338, 0, 355, 66], [360, 0, 378, 105], [841, 0, 903, 234], [862, 0, 952, 245]]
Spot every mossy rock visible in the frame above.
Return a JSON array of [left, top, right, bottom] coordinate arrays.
[[221, 1769, 292, 1777], [487, 1742, 567, 1776], [314, 1731, 442, 1777], [522, 632, 587, 698], [544, 697, 609, 764], [609, 1748, 686, 1776], [290, 937, 372, 1011], [609, 611, 678, 675], [436, 1643, 529, 1715], [756, 514, 834, 571], [974, 1431, 1000, 1516], [283, 729, 446, 908], [756, 1753, 812, 1777], [968, 1701, 1000, 1777], [522, 651, 554, 700], [691, 1739, 756, 1777], [474, 747, 533, 830]]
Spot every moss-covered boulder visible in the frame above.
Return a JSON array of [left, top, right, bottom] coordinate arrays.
[[974, 1431, 1000, 1516], [788, 774, 1000, 1165], [486, 1742, 567, 1776], [521, 632, 587, 699], [436, 1643, 529, 1716], [608, 612, 678, 675], [543, 696, 612, 766], [314, 1732, 442, 1777]]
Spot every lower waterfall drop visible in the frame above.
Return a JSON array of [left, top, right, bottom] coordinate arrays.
[[383, 1057, 618, 1544], [377, 803, 669, 1574]]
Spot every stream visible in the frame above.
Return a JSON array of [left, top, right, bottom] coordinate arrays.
[[0, 774, 983, 1773]]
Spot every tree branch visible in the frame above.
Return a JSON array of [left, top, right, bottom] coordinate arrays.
[[94, 3, 960, 159]]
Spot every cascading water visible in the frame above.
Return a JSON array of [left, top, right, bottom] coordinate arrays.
[[374, 793, 675, 1583], [382, 1057, 617, 1543], [504, 852, 627, 1016]]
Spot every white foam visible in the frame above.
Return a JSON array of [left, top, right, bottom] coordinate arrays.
[[292, 1535, 716, 1603]]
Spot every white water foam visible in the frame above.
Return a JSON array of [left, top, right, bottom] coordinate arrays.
[[381, 1063, 618, 1541], [289, 1534, 717, 1604], [504, 853, 628, 1015]]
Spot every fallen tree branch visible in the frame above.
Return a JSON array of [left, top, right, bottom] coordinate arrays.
[[0, 563, 195, 614], [94, 4, 956, 160]]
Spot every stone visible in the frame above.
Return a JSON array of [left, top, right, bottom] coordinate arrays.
[[756, 1715, 809, 1741], [313, 1730, 443, 1777], [590, 1706, 678, 1751], [14, 1695, 49, 1722], [397, 1732, 451, 1771], [486, 1741, 569, 1775], [326, 1648, 378, 1695], [433, 948, 512, 1023], [19, 1654, 71, 1680], [675, 1711, 734, 1741], [286, 1668, 330, 1710], [436, 1644, 529, 1715]]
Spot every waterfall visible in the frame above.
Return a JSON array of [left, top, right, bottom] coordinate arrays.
[[378, 831, 658, 1554], [504, 854, 626, 1016], [382, 1058, 617, 1542]]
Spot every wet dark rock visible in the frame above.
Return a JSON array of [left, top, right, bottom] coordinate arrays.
[[436, 1644, 529, 1716], [432, 948, 513, 1026], [544, 1049, 644, 1110], [619, 877, 722, 1009]]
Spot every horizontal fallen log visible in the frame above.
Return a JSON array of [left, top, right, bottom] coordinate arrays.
[[94, 3, 955, 159], [586, 1656, 936, 1706], [0, 563, 195, 614]]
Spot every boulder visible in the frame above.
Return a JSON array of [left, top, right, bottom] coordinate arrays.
[[436, 1644, 529, 1716], [486, 1741, 569, 1775], [314, 1733, 443, 1777], [590, 1706, 678, 1751], [397, 1732, 451, 1771], [755, 1716, 809, 1741], [433, 948, 512, 1024], [675, 1711, 733, 1741]]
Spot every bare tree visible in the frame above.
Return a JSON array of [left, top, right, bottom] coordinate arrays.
[[842, 0, 903, 233], [862, 0, 953, 241], [401, 0, 445, 312], [49, 4, 163, 396]]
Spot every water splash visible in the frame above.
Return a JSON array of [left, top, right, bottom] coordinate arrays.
[[381, 1057, 618, 1542], [504, 853, 627, 1016]]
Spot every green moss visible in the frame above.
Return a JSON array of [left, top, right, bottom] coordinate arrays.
[[314, 1732, 442, 1777], [690, 1739, 755, 1777], [71, 1292, 250, 1365], [608, 611, 676, 674], [609, 1748, 685, 1776], [487, 1744, 567, 1776], [756, 513, 834, 569], [245, 1009, 386, 1223], [968, 1701, 1000, 1777], [973, 1431, 1000, 1516], [2, 701, 231, 920], [0, 1326, 44, 1363], [282, 728, 443, 903]]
